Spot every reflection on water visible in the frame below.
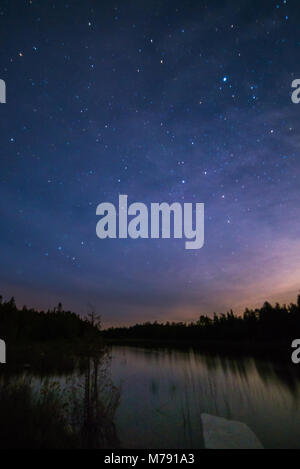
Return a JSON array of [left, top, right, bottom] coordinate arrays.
[[110, 346, 300, 449], [0, 354, 120, 449], [2, 346, 299, 448]]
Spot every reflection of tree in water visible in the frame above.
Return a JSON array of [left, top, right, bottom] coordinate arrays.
[[65, 311, 121, 448], [68, 335, 120, 449], [253, 360, 300, 399], [197, 351, 300, 398], [0, 347, 120, 449], [81, 354, 120, 448]]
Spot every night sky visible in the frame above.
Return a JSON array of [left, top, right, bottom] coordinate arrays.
[[1, 0, 300, 327]]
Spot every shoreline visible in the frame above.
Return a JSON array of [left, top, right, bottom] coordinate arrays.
[[105, 337, 295, 362]]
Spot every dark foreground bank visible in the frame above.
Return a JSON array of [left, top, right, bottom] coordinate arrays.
[[0, 296, 120, 448]]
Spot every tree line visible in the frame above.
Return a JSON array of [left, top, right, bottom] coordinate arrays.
[[1, 294, 300, 346], [103, 295, 300, 344], [0, 295, 101, 344]]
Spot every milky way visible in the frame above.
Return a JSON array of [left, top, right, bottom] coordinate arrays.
[[1, 0, 300, 326]]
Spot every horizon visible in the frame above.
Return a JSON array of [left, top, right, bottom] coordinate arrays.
[[3, 291, 300, 330]]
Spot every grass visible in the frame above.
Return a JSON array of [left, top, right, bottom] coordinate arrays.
[[0, 380, 79, 449], [0, 355, 120, 449]]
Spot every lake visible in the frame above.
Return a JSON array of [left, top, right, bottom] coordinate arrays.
[[2, 345, 299, 449], [110, 345, 300, 449]]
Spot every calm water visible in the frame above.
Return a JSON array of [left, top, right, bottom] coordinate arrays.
[[110, 346, 300, 449], [4, 346, 300, 448]]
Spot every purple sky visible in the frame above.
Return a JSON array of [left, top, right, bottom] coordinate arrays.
[[1, 0, 300, 326]]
